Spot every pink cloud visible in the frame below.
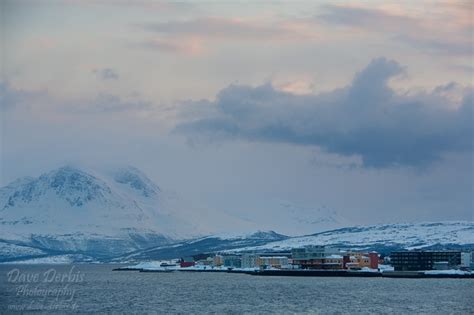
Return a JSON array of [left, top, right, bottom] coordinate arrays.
[[143, 37, 205, 55], [137, 16, 324, 56]]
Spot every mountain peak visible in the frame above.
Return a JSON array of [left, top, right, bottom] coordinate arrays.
[[43, 165, 94, 181], [1, 166, 112, 209], [44, 166, 112, 207], [112, 166, 160, 197]]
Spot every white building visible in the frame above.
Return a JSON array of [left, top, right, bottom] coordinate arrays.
[[460, 252, 473, 268], [241, 254, 257, 269]]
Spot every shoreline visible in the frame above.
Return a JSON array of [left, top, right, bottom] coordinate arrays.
[[252, 269, 474, 279], [112, 267, 474, 279]]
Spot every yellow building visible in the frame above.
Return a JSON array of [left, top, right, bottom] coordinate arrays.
[[213, 255, 223, 266], [256, 256, 289, 269], [323, 255, 343, 269], [346, 252, 372, 269]]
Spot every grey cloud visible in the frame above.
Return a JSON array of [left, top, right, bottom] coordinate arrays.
[[93, 68, 119, 80], [394, 34, 472, 56], [318, 5, 416, 30], [0, 82, 150, 114], [58, 93, 152, 114], [0, 82, 22, 110], [88, 93, 150, 112], [434, 82, 459, 93], [0, 82, 45, 110], [176, 57, 473, 168], [450, 64, 474, 74]]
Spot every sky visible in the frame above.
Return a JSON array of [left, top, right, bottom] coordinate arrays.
[[0, 0, 473, 226]]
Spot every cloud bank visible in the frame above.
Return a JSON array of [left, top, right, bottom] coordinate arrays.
[[319, 4, 472, 57], [176, 58, 473, 168]]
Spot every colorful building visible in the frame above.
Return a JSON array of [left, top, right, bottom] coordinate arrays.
[[291, 246, 379, 270], [343, 252, 379, 270], [257, 256, 289, 269]]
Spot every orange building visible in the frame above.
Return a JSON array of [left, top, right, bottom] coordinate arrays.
[[343, 252, 379, 270]]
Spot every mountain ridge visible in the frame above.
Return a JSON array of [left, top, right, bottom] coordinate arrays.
[[112, 220, 474, 262], [230, 220, 474, 254]]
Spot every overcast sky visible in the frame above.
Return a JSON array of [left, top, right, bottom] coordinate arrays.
[[1, 0, 472, 225]]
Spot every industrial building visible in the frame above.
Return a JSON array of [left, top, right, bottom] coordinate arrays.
[[390, 251, 462, 271]]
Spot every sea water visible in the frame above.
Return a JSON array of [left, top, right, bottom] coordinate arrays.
[[0, 264, 472, 314]]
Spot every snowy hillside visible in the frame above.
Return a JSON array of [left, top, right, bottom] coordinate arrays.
[[232, 221, 474, 253], [117, 231, 288, 261]]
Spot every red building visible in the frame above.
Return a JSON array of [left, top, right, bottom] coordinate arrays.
[[180, 257, 195, 268], [343, 255, 351, 269], [368, 252, 379, 269]]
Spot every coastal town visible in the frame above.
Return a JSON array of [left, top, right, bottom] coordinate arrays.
[[116, 245, 474, 279]]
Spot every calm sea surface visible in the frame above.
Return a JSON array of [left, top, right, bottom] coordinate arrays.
[[0, 264, 472, 314]]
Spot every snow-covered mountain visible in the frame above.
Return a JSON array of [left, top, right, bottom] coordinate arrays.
[[233, 201, 349, 236], [0, 166, 214, 261], [231, 221, 474, 254], [0, 166, 197, 238]]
